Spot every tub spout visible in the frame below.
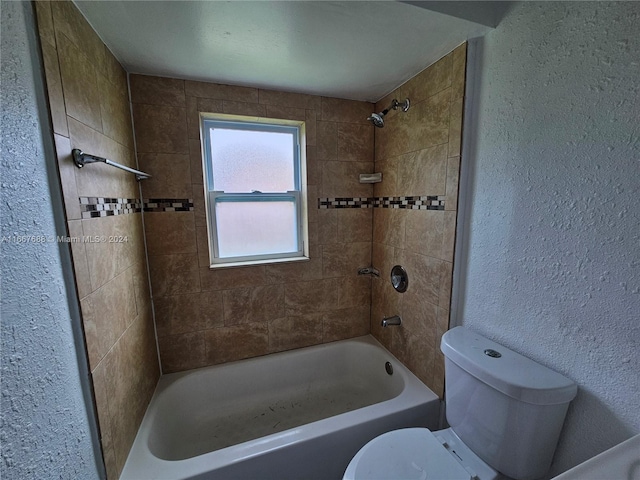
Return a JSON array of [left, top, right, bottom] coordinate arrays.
[[381, 315, 402, 327]]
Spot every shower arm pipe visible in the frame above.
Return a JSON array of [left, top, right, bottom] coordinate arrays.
[[72, 149, 151, 181], [386, 98, 410, 112]]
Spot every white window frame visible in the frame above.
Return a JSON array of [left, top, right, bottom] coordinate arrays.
[[200, 114, 308, 268]]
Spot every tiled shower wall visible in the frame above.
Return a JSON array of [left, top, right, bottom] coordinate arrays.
[[35, 2, 159, 478], [129, 76, 376, 372], [370, 44, 466, 397]]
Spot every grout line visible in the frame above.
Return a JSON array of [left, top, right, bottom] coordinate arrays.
[[127, 70, 163, 376]]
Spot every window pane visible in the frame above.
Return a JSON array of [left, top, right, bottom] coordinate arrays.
[[216, 200, 298, 258], [210, 128, 295, 192]]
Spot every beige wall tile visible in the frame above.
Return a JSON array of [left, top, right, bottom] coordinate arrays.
[[159, 331, 207, 373], [370, 280, 393, 349], [193, 184, 207, 227], [308, 221, 319, 246], [82, 269, 136, 369], [396, 144, 447, 196], [90, 361, 120, 479], [186, 96, 200, 140], [82, 214, 142, 290], [222, 100, 266, 117], [199, 265, 266, 291], [316, 121, 337, 160], [372, 241, 395, 281], [337, 123, 374, 162], [129, 75, 185, 107], [195, 225, 210, 268], [373, 156, 399, 198], [154, 291, 223, 337], [337, 208, 373, 244], [205, 322, 269, 365], [306, 184, 318, 224], [405, 209, 444, 258], [306, 145, 319, 186], [265, 247, 323, 284], [285, 278, 337, 315], [373, 208, 406, 249], [103, 46, 127, 89], [40, 4, 162, 473], [391, 327, 435, 389], [68, 118, 138, 199], [451, 43, 467, 101], [186, 81, 259, 103], [40, 40, 68, 136], [266, 105, 306, 121], [51, 1, 106, 74], [268, 314, 323, 353], [396, 249, 442, 307], [258, 89, 321, 111], [438, 261, 453, 310], [196, 97, 224, 116], [336, 276, 371, 309], [405, 88, 451, 154], [137, 153, 192, 199], [445, 156, 461, 211], [321, 97, 372, 124], [57, 33, 102, 132], [305, 109, 317, 146], [67, 220, 91, 300], [399, 292, 438, 346], [449, 98, 463, 161], [130, 260, 151, 317], [323, 242, 371, 278], [189, 138, 204, 185], [101, 308, 159, 470], [371, 43, 466, 391], [97, 75, 133, 148], [441, 210, 457, 262], [132, 103, 188, 154], [321, 161, 374, 198], [144, 212, 197, 256], [401, 53, 452, 106], [53, 134, 79, 220], [222, 285, 285, 325], [148, 253, 201, 297], [317, 209, 338, 245], [35, 1, 55, 48], [323, 306, 370, 343]]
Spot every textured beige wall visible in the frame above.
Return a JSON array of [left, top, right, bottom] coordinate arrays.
[[35, 2, 159, 478], [129, 75, 376, 373], [370, 44, 466, 397]]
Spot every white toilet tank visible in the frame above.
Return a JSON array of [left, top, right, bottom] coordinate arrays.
[[441, 327, 577, 480]]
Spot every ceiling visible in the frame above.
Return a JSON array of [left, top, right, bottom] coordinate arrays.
[[75, 1, 502, 102]]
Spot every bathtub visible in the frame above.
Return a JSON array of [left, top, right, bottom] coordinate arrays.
[[120, 335, 440, 480]]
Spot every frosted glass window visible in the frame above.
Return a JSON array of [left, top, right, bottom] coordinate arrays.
[[215, 200, 297, 258], [210, 129, 294, 192], [201, 116, 307, 266]]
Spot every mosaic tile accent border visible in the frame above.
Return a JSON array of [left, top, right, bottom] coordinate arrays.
[[143, 199, 194, 213], [79, 197, 194, 218], [79, 197, 142, 219], [318, 196, 446, 210]]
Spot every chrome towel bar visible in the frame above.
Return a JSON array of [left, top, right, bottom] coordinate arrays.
[[72, 149, 151, 181]]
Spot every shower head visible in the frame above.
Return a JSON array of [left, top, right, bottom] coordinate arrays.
[[367, 112, 385, 128], [367, 98, 410, 128]]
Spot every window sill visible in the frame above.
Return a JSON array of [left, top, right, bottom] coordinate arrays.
[[209, 255, 309, 269]]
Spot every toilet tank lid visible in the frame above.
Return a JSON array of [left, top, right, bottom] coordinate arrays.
[[441, 327, 578, 405]]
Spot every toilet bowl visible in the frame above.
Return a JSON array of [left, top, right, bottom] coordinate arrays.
[[343, 327, 577, 480], [344, 427, 502, 480]]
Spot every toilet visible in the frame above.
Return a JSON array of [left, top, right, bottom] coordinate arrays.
[[344, 327, 578, 480]]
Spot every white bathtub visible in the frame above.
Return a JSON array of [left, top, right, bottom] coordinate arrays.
[[120, 335, 440, 480]]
